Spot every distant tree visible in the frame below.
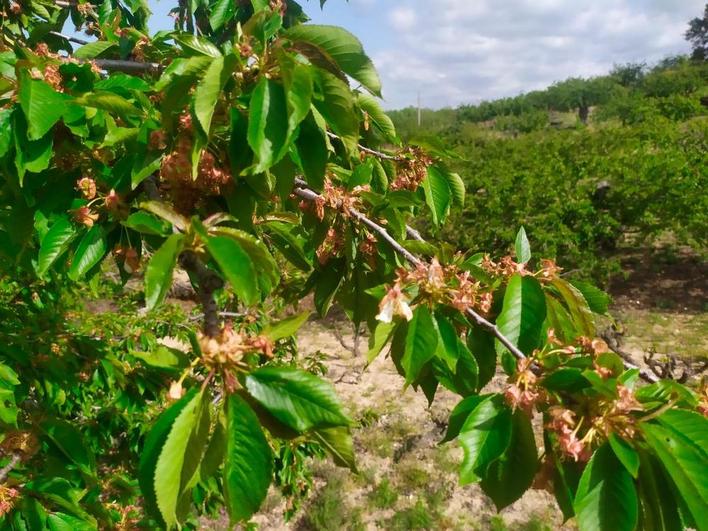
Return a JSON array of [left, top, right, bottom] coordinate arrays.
[[610, 62, 646, 88], [547, 77, 617, 123], [686, 4, 708, 61]]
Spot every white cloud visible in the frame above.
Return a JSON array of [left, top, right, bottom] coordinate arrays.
[[388, 7, 417, 31], [366, 0, 704, 109]]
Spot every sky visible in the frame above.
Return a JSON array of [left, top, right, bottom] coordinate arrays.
[[147, 0, 705, 109]]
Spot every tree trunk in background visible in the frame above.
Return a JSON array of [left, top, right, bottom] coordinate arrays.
[[578, 105, 589, 124]]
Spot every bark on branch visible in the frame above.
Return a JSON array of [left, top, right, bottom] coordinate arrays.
[[179, 251, 224, 338]]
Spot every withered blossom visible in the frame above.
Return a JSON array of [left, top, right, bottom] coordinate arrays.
[[376, 284, 414, 323]]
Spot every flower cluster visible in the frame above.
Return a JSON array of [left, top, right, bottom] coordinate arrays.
[[504, 357, 544, 416], [71, 177, 125, 227], [481, 255, 561, 282], [0, 486, 19, 517], [160, 114, 233, 213], [547, 406, 592, 462], [376, 258, 495, 323], [315, 227, 344, 265], [199, 325, 272, 367], [306, 178, 369, 222], [113, 245, 140, 274], [390, 147, 434, 191]]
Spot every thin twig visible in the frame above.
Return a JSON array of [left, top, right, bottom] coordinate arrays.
[[49, 31, 89, 46], [406, 225, 425, 242], [326, 131, 401, 161], [0, 454, 21, 483], [55, 0, 96, 7]]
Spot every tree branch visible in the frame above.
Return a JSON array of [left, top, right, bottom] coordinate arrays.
[[326, 131, 402, 161], [179, 251, 224, 338], [0, 454, 21, 483], [49, 31, 89, 46], [92, 59, 163, 74]]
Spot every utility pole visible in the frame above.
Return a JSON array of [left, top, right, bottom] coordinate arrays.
[[417, 90, 422, 128]]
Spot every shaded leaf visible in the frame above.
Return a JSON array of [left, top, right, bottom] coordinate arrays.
[[68, 226, 107, 281], [145, 234, 183, 311], [224, 394, 273, 523]]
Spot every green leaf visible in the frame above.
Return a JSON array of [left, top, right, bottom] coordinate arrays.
[[285, 25, 382, 96], [312, 69, 359, 156], [68, 226, 107, 281], [194, 55, 235, 135], [247, 77, 289, 173], [47, 513, 95, 531], [313, 260, 345, 317], [496, 274, 546, 358], [282, 60, 314, 140], [467, 325, 496, 391], [442, 169, 466, 208], [422, 165, 452, 227], [154, 391, 208, 529], [515, 226, 531, 264], [14, 118, 53, 184], [0, 388, 18, 425], [442, 394, 489, 443], [0, 363, 19, 386], [480, 409, 538, 510], [140, 201, 189, 231], [636, 450, 683, 531], [131, 155, 163, 189], [19, 75, 68, 140], [357, 92, 396, 142], [209, 0, 234, 29], [608, 433, 639, 478], [545, 294, 579, 344], [245, 366, 351, 432], [367, 321, 395, 363], [570, 280, 611, 315], [224, 394, 273, 523], [122, 211, 171, 236], [262, 312, 311, 342], [42, 419, 96, 477], [176, 34, 222, 57], [145, 234, 183, 311], [204, 234, 258, 306], [542, 367, 590, 392], [295, 112, 328, 190], [200, 410, 227, 480], [402, 305, 438, 385], [72, 40, 116, 59], [311, 426, 357, 471], [550, 279, 596, 338], [641, 409, 708, 530], [0, 108, 12, 157], [574, 443, 639, 531], [130, 346, 189, 371], [37, 217, 77, 277], [209, 227, 279, 297], [459, 395, 513, 485], [74, 91, 141, 118]]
